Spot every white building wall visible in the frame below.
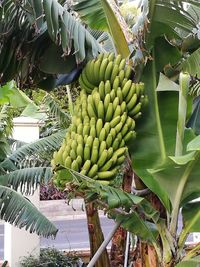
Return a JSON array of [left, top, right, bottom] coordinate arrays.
[[4, 117, 41, 267]]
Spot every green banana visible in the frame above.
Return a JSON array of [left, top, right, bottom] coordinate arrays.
[[99, 58, 109, 81], [96, 119, 103, 137], [110, 64, 119, 84], [124, 131, 136, 142], [81, 160, 91, 175], [125, 65, 132, 79], [53, 53, 147, 190], [97, 101, 105, 120], [113, 76, 120, 90], [83, 124, 90, 136], [104, 61, 113, 81], [91, 146, 99, 164], [113, 97, 119, 110], [97, 150, 108, 168], [127, 94, 138, 111], [99, 81, 105, 100], [122, 80, 132, 98], [84, 143, 91, 161], [77, 144, 84, 159], [110, 89, 116, 101], [107, 147, 114, 159], [99, 141, 107, 154], [118, 58, 126, 70], [90, 125, 96, 138], [88, 164, 98, 178], [129, 102, 142, 117], [93, 59, 101, 82], [105, 103, 113, 122], [112, 138, 120, 150], [110, 116, 121, 128], [104, 94, 111, 111], [105, 80, 111, 95], [104, 122, 111, 135], [98, 168, 117, 180], [99, 128, 106, 142], [118, 69, 125, 83], [87, 103, 97, 119], [114, 54, 122, 65], [100, 155, 117, 171], [121, 101, 127, 113], [113, 105, 122, 118], [106, 133, 113, 147]]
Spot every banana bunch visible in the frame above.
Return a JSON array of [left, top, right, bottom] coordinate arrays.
[[79, 53, 133, 94], [52, 53, 147, 189]]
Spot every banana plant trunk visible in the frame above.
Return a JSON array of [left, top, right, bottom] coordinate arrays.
[[85, 202, 111, 267], [110, 159, 133, 267], [132, 241, 159, 267], [132, 175, 167, 267]]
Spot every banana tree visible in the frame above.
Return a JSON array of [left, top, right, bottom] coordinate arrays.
[[1, 0, 200, 266], [0, 82, 59, 238]]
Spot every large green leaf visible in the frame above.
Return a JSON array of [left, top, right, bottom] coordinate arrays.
[[182, 47, 200, 78], [175, 256, 200, 267], [38, 44, 77, 74], [156, 73, 179, 92], [149, 154, 200, 206], [0, 167, 52, 194], [130, 61, 173, 211], [0, 185, 57, 238], [42, 0, 101, 62], [153, 1, 198, 35], [178, 201, 200, 247], [116, 213, 159, 243], [154, 37, 181, 72], [43, 94, 71, 128], [0, 130, 66, 170], [149, 133, 200, 214], [0, 82, 15, 104], [130, 57, 194, 211], [145, 0, 199, 50], [0, 0, 101, 87], [59, 168, 159, 223], [73, 0, 130, 58]]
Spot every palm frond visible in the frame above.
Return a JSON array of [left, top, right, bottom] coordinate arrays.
[[73, 0, 130, 57], [182, 47, 200, 78], [61, 168, 159, 221], [0, 167, 52, 195], [0, 105, 14, 138], [44, 94, 71, 128], [154, 1, 199, 35], [0, 130, 66, 170], [0, 0, 101, 86], [97, 31, 116, 53], [87, 28, 115, 52], [0, 185, 58, 237], [73, 0, 112, 32]]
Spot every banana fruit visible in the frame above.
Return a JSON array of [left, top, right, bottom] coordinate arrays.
[[52, 53, 147, 188]]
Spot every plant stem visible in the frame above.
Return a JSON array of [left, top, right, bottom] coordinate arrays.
[[85, 202, 110, 267], [87, 221, 121, 267], [169, 154, 198, 236], [175, 72, 190, 156], [152, 50, 166, 162], [178, 207, 200, 249], [100, 0, 130, 58], [170, 72, 190, 236], [181, 242, 200, 261]]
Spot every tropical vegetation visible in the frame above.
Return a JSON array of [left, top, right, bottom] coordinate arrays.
[[0, 0, 200, 267]]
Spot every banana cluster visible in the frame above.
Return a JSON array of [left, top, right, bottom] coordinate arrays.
[[79, 53, 133, 94], [52, 53, 147, 189]]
